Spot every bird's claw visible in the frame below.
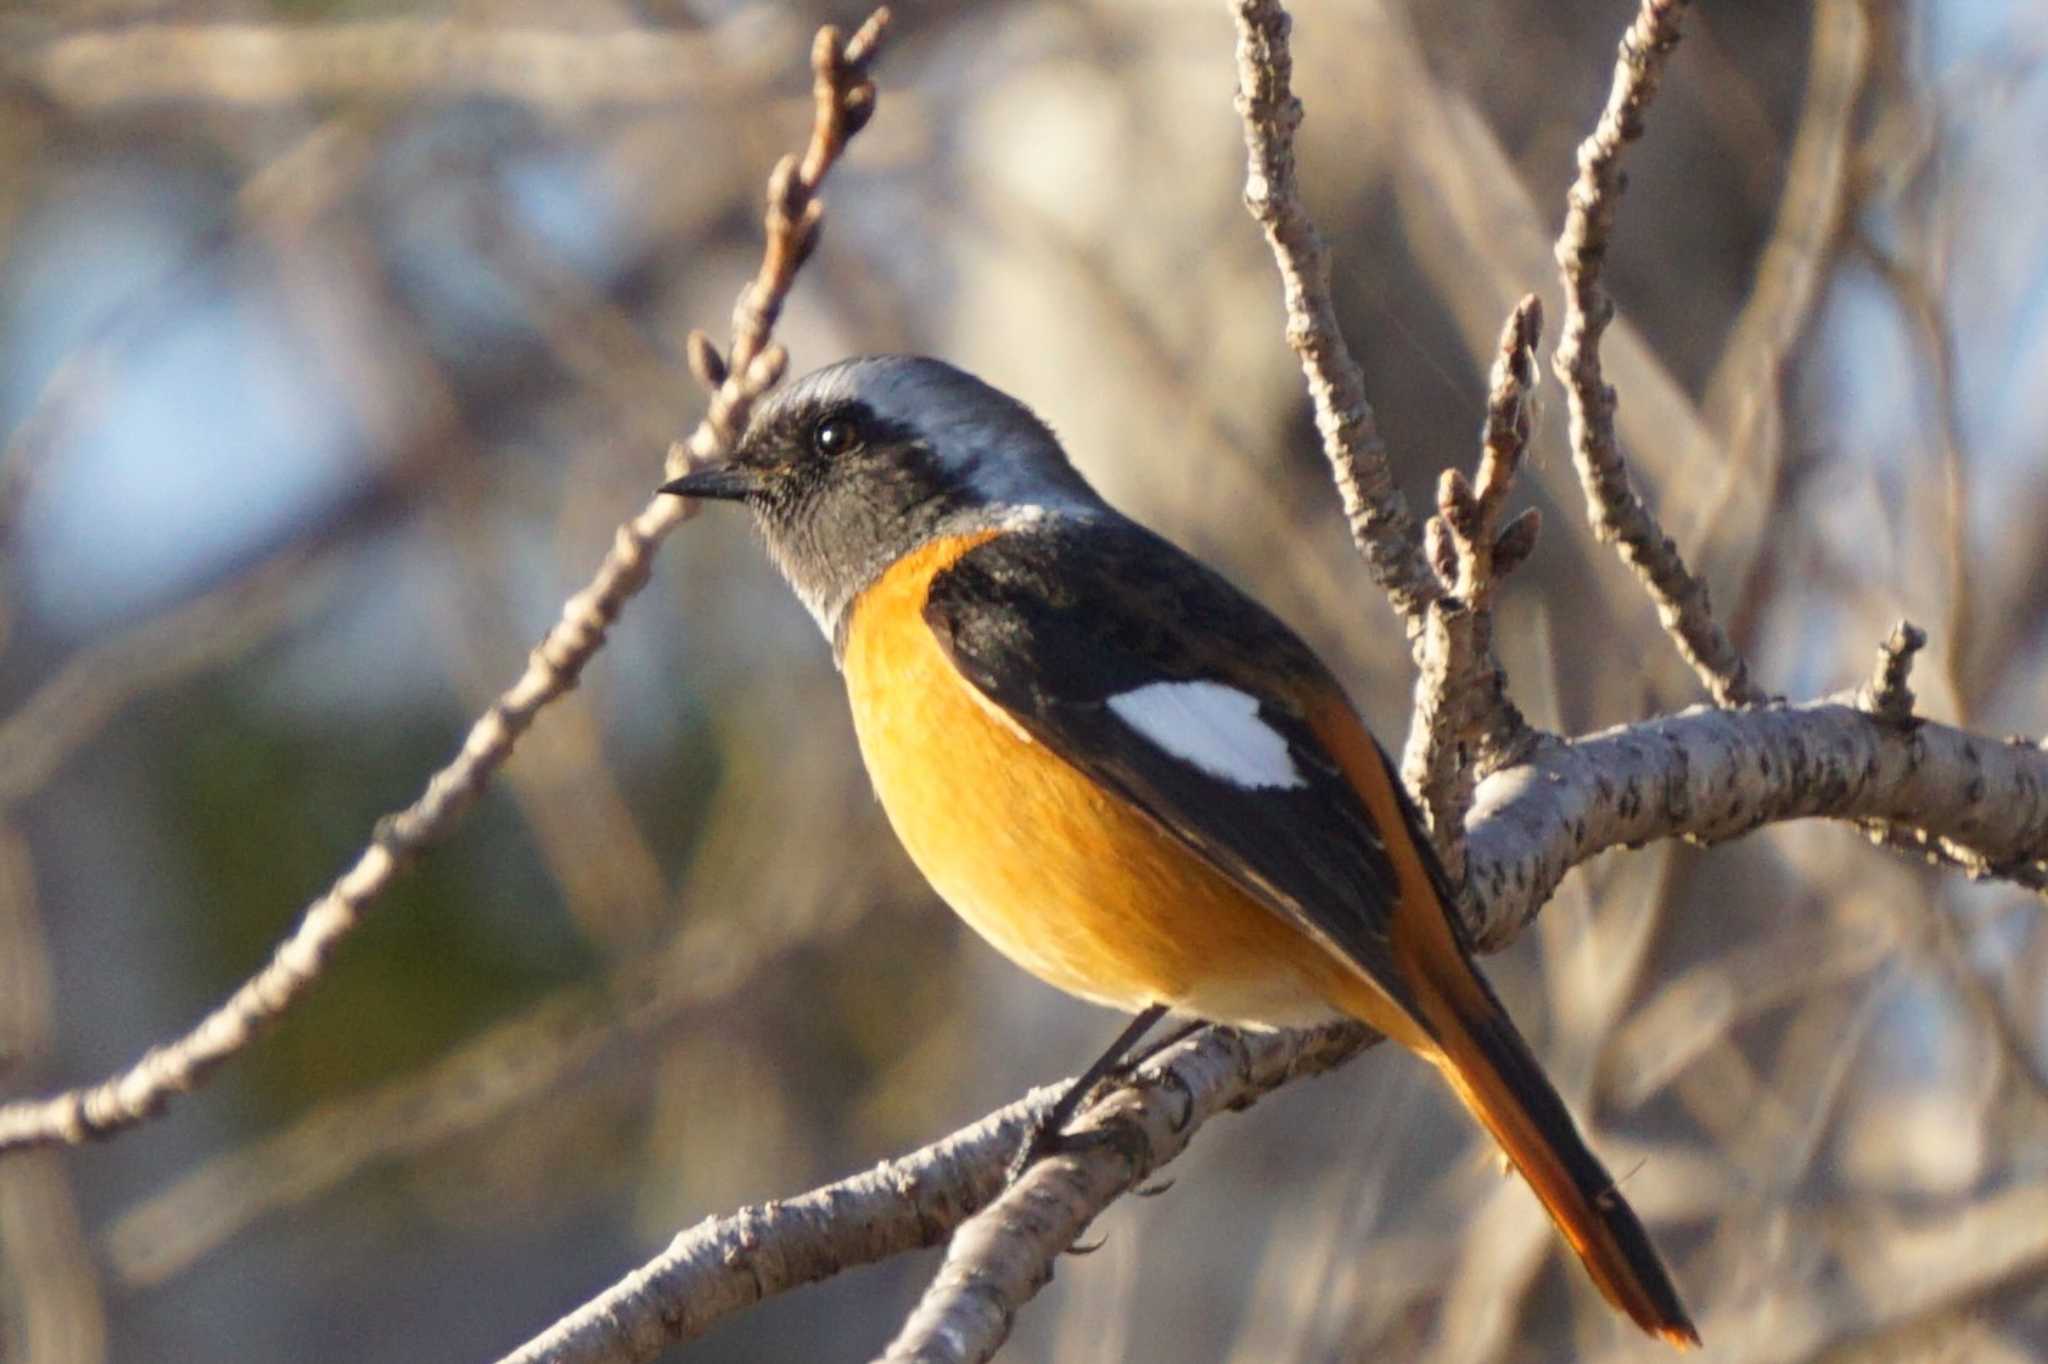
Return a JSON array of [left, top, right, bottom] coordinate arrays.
[[1005, 1119, 1153, 1188]]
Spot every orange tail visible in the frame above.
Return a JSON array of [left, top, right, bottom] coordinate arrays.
[[1402, 943, 1699, 1348]]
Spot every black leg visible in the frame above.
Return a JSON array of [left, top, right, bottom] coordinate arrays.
[[1044, 1004, 1170, 1135], [1111, 1017, 1213, 1197], [1118, 1016, 1207, 1072], [1008, 1003, 1169, 1184]]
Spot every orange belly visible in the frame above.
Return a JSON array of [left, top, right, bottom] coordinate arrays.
[[841, 533, 1386, 1030]]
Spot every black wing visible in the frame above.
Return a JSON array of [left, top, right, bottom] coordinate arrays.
[[922, 519, 1422, 1016]]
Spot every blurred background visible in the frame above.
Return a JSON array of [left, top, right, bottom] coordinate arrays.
[[0, 0, 2044, 1360]]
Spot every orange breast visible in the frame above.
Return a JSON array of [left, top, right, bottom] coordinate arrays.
[[841, 532, 1416, 1035]]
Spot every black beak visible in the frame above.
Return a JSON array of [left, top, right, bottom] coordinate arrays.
[[658, 462, 768, 502]]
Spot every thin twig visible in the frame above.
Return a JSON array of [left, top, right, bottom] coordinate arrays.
[[0, 8, 893, 1159], [1551, 0, 1767, 709], [1456, 298, 1546, 609], [1402, 296, 1544, 875], [1229, 0, 1441, 634]]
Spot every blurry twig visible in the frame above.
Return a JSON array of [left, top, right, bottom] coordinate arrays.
[[1229, 0, 1441, 635], [1688, 0, 1871, 622], [0, 346, 112, 559], [0, 121, 494, 813], [1586, 1177, 2048, 1364], [1551, 0, 1767, 709], [426, 546, 674, 949], [1607, 917, 1900, 1109], [0, 828, 109, 1364], [111, 710, 886, 1285], [0, 1148, 106, 1364], [20, 18, 793, 112], [0, 548, 332, 808], [1402, 296, 1543, 876], [107, 893, 875, 1286], [0, 7, 891, 1159], [0, 113, 386, 550], [0, 111, 387, 664], [473, 207, 697, 456], [1849, 228, 1979, 723], [1920, 894, 2048, 1107]]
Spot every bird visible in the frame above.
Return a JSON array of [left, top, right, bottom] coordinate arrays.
[[660, 354, 1698, 1348]]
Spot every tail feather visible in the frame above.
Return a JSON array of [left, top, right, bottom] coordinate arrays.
[[1403, 943, 1699, 1348]]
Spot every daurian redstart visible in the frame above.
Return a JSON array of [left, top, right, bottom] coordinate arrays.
[[661, 355, 1697, 1347]]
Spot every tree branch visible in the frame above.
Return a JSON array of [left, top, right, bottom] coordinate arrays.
[[1460, 698, 2048, 948], [1551, 0, 1768, 708], [491, 1091, 1036, 1364], [499, 691, 2048, 1362], [496, 1025, 1376, 1364], [1229, 0, 1440, 634], [0, 7, 892, 1159], [870, 1025, 1370, 1364]]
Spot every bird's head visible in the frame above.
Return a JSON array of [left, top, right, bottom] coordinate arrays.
[[662, 355, 1104, 644]]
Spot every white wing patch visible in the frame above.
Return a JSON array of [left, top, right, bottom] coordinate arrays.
[[1105, 681, 1306, 790]]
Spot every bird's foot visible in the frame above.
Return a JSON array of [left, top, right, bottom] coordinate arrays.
[[1004, 1115, 1153, 1188]]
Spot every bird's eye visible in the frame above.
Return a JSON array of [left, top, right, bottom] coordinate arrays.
[[811, 414, 862, 457]]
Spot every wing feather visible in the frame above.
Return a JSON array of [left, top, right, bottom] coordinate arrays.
[[922, 520, 1427, 1016]]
